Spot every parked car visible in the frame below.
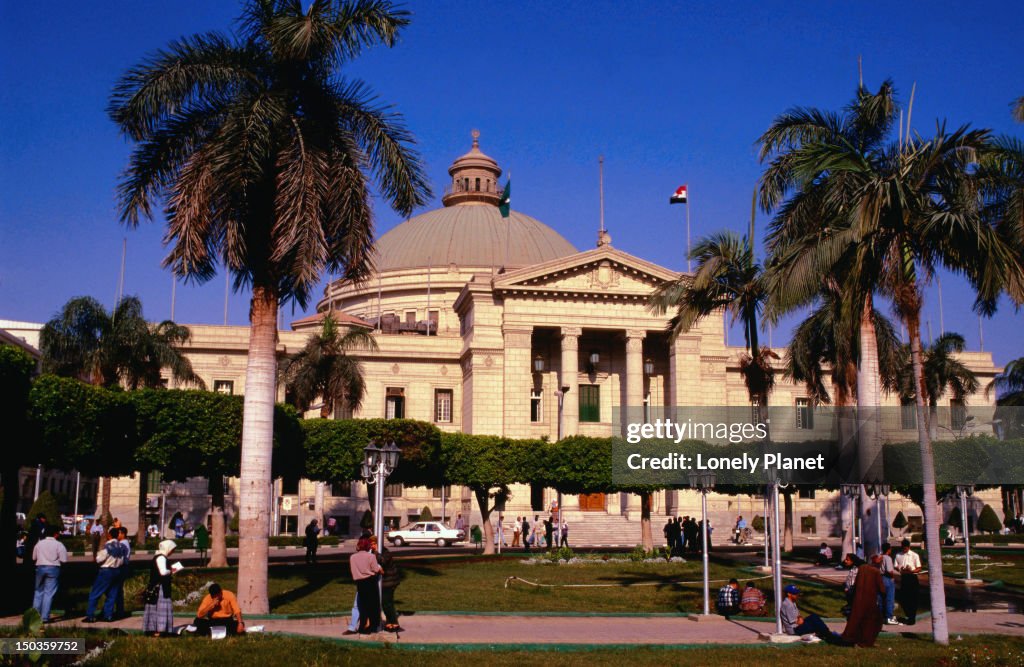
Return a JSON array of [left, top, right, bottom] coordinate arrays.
[[386, 521, 465, 547]]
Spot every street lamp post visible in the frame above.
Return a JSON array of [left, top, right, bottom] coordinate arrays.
[[866, 484, 891, 550], [841, 484, 861, 558], [361, 441, 401, 548], [688, 470, 715, 617], [955, 485, 980, 584]]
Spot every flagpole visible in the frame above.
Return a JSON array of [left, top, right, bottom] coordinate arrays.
[[426, 255, 432, 336], [937, 273, 944, 336], [685, 197, 692, 273], [978, 315, 984, 351], [504, 171, 511, 272], [599, 156, 605, 236], [170, 275, 176, 321]]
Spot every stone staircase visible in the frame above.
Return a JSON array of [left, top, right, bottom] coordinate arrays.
[[558, 512, 644, 547]]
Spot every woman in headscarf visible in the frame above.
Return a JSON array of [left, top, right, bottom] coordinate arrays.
[[349, 537, 382, 634], [143, 539, 181, 636], [839, 556, 886, 647]]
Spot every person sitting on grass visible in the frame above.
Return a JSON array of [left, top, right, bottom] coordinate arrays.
[[739, 581, 767, 616], [780, 585, 843, 644], [191, 583, 245, 636], [716, 578, 740, 617], [816, 542, 833, 566]]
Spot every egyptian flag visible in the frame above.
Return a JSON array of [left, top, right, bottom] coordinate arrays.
[[669, 185, 688, 205]]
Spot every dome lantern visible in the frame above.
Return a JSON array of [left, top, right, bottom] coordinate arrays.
[[441, 130, 504, 207]]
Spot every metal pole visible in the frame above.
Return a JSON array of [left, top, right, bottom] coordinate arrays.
[[72, 472, 81, 536], [440, 484, 446, 525], [763, 490, 770, 569], [160, 487, 167, 540], [685, 201, 692, 273], [34, 466, 41, 501], [876, 495, 882, 550], [701, 489, 710, 616], [962, 492, 972, 580], [772, 482, 783, 635]]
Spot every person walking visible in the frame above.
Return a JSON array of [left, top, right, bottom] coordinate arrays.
[[839, 559, 886, 647], [454, 513, 466, 535], [143, 540, 182, 637], [349, 537, 382, 634], [89, 520, 104, 558], [894, 538, 922, 625], [560, 520, 569, 548], [512, 517, 522, 547], [194, 523, 210, 566], [84, 527, 127, 623], [304, 519, 320, 565], [522, 516, 531, 552], [31, 525, 67, 623], [544, 517, 554, 550]]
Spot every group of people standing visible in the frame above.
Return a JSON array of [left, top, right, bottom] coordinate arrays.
[[82, 527, 133, 623], [483, 514, 568, 550], [346, 533, 402, 635], [663, 516, 711, 555]]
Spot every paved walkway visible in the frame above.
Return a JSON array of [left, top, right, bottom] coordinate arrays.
[[7, 609, 1021, 646]]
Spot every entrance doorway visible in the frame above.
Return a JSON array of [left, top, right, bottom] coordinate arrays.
[[579, 493, 606, 512]]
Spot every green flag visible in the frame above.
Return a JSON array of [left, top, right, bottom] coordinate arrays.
[[498, 179, 511, 218]]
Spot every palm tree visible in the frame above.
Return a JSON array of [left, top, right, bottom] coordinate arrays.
[[897, 332, 979, 438], [108, 0, 430, 612], [39, 295, 202, 543], [649, 230, 780, 548], [1013, 96, 1024, 123], [281, 313, 377, 418], [758, 81, 1024, 644], [40, 296, 201, 390], [987, 356, 1024, 439]]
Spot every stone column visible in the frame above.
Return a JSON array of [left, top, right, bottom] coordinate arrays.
[[624, 330, 646, 427], [668, 335, 701, 413], [559, 327, 581, 438], [502, 326, 533, 438]]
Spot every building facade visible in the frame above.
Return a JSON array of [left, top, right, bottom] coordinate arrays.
[[13, 135, 1004, 544]]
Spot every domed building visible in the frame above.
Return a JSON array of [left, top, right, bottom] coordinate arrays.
[[86, 133, 1003, 546]]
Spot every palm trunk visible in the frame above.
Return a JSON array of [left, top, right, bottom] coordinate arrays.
[[474, 488, 495, 555], [856, 296, 883, 558], [836, 374, 857, 559], [135, 470, 148, 547], [906, 305, 949, 645], [640, 492, 653, 552], [208, 475, 228, 568], [237, 286, 279, 614], [315, 481, 325, 532], [783, 490, 794, 552], [929, 400, 938, 441]]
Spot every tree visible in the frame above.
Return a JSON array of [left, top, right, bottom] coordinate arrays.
[[649, 230, 782, 548], [989, 357, 1024, 439], [440, 434, 536, 555], [1014, 96, 1024, 124], [108, 0, 431, 612], [897, 332, 979, 438], [40, 296, 201, 391], [977, 504, 1002, 534], [0, 345, 37, 596], [892, 510, 908, 533], [281, 313, 377, 418], [758, 79, 1024, 644]]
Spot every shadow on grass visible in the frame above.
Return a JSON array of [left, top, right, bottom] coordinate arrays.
[[268, 568, 338, 610]]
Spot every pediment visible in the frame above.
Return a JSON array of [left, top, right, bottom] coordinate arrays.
[[493, 246, 679, 297]]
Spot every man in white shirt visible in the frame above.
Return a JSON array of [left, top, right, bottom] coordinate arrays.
[[32, 526, 68, 623], [83, 528, 127, 622], [894, 539, 922, 625]]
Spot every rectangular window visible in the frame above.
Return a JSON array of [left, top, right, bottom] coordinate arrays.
[[281, 476, 299, 495], [427, 310, 439, 335], [384, 482, 403, 498], [951, 399, 967, 430], [800, 516, 817, 534], [434, 389, 453, 423], [405, 310, 417, 326], [146, 471, 163, 495], [431, 485, 452, 498], [579, 384, 600, 422], [795, 398, 813, 430], [901, 399, 917, 430], [214, 380, 234, 395], [330, 481, 352, 497], [530, 389, 543, 423], [386, 387, 405, 419], [798, 488, 816, 499]]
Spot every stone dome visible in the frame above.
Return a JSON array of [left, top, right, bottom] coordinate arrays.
[[373, 131, 578, 271], [374, 205, 577, 271]]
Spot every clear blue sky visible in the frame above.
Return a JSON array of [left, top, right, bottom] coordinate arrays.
[[1, 1, 1022, 367]]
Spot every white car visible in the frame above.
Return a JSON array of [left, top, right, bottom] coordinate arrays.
[[387, 521, 465, 547]]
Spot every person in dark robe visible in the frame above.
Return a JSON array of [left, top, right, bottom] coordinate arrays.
[[840, 562, 886, 647]]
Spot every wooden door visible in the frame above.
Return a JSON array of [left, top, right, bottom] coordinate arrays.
[[579, 493, 606, 512]]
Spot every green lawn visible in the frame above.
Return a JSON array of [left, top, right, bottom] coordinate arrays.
[[5, 630, 1024, 667], [43, 555, 849, 618], [944, 549, 1024, 588]]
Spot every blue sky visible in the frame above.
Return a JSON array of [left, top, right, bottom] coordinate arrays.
[[1, 1, 1022, 367]]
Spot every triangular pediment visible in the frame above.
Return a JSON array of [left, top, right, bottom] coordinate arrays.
[[493, 246, 680, 297]]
